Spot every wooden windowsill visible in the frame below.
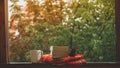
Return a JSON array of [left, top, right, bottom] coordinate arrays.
[[0, 62, 117, 68], [8, 62, 118, 64]]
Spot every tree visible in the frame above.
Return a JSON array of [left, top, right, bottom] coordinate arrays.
[[9, 0, 115, 62], [65, 0, 115, 61], [9, 0, 67, 62]]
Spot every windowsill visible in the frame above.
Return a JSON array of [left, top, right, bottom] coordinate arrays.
[[8, 62, 118, 64], [0, 62, 119, 68], [7, 62, 120, 67]]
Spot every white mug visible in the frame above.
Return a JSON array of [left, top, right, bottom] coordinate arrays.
[[30, 50, 43, 63]]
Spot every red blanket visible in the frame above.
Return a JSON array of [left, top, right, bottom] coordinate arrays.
[[40, 54, 86, 65]]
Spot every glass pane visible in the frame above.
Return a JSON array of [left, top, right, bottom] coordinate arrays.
[[8, 0, 116, 62]]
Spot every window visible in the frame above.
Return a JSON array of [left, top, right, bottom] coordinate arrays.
[[8, 0, 116, 62], [0, 0, 120, 68]]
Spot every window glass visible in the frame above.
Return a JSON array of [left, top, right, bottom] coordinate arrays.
[[8, 0, 116, 62]]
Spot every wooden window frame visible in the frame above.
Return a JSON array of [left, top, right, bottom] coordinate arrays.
[[0, 0, 120, 68]]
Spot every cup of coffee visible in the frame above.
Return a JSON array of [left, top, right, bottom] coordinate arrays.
[[30, 50, 43, 63]]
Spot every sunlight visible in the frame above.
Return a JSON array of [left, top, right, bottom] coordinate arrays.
[[16, 0, 26, 7]]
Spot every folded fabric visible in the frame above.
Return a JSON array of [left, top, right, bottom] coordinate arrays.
[[67, 59, 86, 65], [40, 54, 53, 63], [61, 54, 83, 62], [39, 54, 86, 65], [53, 54, 84, 64]]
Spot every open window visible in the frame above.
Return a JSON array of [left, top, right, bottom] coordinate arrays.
[[0, 0, 120, 68]]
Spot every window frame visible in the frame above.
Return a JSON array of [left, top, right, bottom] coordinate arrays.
[[0, 0, 120, 68]]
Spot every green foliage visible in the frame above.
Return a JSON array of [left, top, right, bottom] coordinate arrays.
[[9, 0, 116, 62]]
